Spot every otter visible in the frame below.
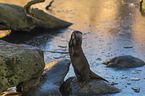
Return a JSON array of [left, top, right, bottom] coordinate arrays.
[[69, 31, 108, 86]]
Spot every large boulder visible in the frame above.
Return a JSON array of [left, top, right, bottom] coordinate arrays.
[[0, 40, 45, 93], [21, 59, 70, 96], [103, 55, 145, 68], [60, 77, 121, 96], [0, 3, 72, 31]]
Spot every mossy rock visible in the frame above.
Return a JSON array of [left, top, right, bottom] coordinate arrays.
[[0, 40, 45, 93], [0, 3, 72, 31]]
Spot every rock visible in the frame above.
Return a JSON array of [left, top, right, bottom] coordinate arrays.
[[103, 55, 145, 68], [111, 82, 119, 85], [130, 78, 140, 81], [60, 77, 121, 96], [0, 40, 45, 93], [127, 83, 131, 85], [16, 77, 41, 92], [21, 59, 70, 96], [131, 88, 140, 93], [96, 57, 102, 61], [0, 3, 72, 31]]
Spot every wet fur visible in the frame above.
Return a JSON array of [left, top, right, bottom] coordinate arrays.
[[69, 31, 108, 86]]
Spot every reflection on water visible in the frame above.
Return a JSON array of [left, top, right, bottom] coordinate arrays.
[[0, 87, 20, 96]]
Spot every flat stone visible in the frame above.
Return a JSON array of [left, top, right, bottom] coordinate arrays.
[[103, 55, 145, 68], [60, 77, 121, 96]]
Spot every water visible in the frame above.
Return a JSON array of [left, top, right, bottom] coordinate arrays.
[[0, 0, 145, 96]]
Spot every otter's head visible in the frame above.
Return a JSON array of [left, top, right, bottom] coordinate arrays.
[[69, 31, 82, 47]]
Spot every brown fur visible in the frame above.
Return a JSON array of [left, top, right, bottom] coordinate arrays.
[[69, 31, 108, 86]]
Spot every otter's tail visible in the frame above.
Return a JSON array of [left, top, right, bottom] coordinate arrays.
[[89, 70, 109, 82]]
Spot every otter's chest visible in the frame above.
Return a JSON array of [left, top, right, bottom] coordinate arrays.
[[71, 55, 90, 71]]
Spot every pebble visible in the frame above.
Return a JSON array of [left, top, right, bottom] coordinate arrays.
[[132, 88, 140, 93], [130, 78, 140, 81], [111, 82, 118, 85], [124, 46, 133, 48], [127, 83, 131, 85], [58, 45, 67, 48], [96, 58, 102, 61]]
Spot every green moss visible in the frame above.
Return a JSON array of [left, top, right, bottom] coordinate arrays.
[[8, 75, 19, 85], [0, 40, 45, 93], [0, 3, 72, 31]]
